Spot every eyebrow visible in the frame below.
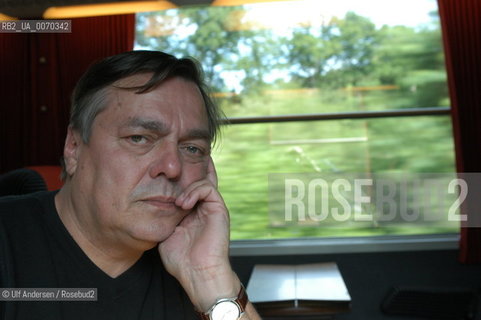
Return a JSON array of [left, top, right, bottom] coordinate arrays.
[[123, 117, 167, 133], [122, 117, 211, 143], [184, 128, 212, 143]]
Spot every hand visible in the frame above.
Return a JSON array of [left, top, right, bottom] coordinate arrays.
[[158, 157, 238, 311]]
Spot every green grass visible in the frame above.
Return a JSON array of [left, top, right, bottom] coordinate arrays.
[[211, 89, 457, 240]]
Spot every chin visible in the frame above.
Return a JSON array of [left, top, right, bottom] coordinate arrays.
[[130, 221, 176, 244]]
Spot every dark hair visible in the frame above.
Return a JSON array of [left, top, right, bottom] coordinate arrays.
[[62, 50, 224, 179]]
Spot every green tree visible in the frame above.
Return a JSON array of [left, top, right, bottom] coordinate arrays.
[[234, 29, 284, 94], [372, 14, 448, 108], [136, 7, 243, 91], [330, 12, 379, 86], [180, 7, 243, 90], [287, 12, 378, 88], [287, 24, 340, 88]]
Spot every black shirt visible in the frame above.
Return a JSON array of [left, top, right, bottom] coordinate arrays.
[[0, 191, 196, 320]]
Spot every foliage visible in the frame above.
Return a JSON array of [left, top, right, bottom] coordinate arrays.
[[213, 91, 456, 239], [135, 5, 455, 239], [136, 7, 242, 90], [136, 6, 448, 104]]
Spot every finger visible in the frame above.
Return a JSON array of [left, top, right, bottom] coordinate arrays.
[[176, 182, 219, 210], [177, 179, 209, 202], [176, 177, 226, 210]]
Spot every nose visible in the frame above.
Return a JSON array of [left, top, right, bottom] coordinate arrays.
[[148, 143, 182, 181]]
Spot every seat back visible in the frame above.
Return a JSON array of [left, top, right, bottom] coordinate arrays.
[[26, 166, 63, 191]]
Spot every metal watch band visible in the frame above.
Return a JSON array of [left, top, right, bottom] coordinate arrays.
[[197, 284, 248, 320]]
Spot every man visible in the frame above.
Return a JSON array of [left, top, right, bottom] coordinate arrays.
[[0, 51, 260, 320]]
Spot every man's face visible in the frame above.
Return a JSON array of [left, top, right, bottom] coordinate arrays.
[[66, 75, 211, 249]]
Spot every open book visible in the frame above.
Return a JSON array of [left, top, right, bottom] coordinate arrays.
[[246, 262, 351, 318]]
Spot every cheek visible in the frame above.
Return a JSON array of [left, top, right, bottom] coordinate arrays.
[[91, 157, 147, 216], [83, 147, 145, 193], [181, 161, 209, 184]]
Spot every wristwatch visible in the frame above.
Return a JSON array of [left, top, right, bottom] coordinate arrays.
[[198, 284, 248, 320]]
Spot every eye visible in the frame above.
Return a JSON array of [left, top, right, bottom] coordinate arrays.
[[184, 145, 201, 154], [181, 144, 208, 158], [129, 135, 147, 144]]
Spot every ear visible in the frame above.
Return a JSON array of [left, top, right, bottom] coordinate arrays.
[[63, 126, 82, 177]]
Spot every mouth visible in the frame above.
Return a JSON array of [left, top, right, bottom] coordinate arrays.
[[140, 196, 177, 209]]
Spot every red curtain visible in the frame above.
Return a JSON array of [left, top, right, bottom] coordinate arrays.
[[438, 0, 481, 263], [0, 14, 135, 173]]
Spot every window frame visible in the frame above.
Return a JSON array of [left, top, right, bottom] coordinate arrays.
[[230, 233, 459, 256], [135, 2, 457, 249], [225, 106, 457, 254], [221, 107, 450, 125]]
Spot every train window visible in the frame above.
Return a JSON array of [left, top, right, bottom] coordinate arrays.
[[135, 0, 457, 248]]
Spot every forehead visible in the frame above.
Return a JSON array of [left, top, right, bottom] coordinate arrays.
[[105, 74, 207, 121]]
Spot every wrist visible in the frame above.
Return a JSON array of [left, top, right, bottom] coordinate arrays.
[[197, 283, 248, 320], [185, 268, 241, 312]]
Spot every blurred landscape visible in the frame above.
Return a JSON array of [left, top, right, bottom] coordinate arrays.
[[135, 2, 456, 239]]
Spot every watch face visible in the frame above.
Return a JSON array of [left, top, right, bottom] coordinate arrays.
[[211, 300, 241, 320]]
